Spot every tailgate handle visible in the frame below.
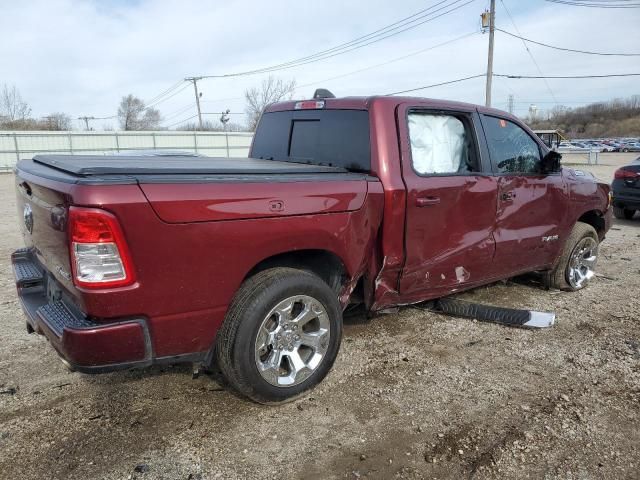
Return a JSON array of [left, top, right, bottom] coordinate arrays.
[[416, 196, 440, 207], [19, 181, 32, 196]]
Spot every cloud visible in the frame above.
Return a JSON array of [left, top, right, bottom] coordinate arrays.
[[1, 0, 638, 129]]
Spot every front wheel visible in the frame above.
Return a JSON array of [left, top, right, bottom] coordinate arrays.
[[215, 267, 342, 404], [549, 222, 599, 291]]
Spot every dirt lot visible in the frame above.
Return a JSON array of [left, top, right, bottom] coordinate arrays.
[[0, 154, 638, 480]]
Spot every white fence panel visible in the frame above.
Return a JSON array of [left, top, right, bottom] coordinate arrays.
[[0, 131, 254, 170]]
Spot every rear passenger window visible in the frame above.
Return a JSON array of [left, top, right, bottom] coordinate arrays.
[[483, 116, 542, 174], [408, 112, 478, 175]]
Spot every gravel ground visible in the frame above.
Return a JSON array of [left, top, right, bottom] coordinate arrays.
[[0, 154, 638, 480]]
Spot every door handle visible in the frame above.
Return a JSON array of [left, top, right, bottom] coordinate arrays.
[[501, 191, 515, 201], [416, 196, 441, 207]]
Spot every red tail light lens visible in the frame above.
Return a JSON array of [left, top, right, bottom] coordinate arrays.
[[68, 207, 136, 288], [614, 168, 638, 180]]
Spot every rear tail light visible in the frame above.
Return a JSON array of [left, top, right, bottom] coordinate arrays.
[[614, 168, 638, 180], [68, 207, 136, 288]]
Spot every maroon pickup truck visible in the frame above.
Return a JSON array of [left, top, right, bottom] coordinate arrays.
[[12, 95, 612, 403]]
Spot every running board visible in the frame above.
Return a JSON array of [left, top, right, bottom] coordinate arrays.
[[433, 298, 555, 329]]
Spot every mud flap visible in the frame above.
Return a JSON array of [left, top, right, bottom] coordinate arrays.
[[433, 298, 555, 329]]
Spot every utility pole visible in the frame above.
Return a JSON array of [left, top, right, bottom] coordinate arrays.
[[483, 0, 496, 107], [185, 77, 203, 130], [507, 94, 514, 114], [77, 116, 95, 130]]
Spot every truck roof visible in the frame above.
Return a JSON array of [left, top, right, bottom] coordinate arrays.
[[266, 95, 514, 119]]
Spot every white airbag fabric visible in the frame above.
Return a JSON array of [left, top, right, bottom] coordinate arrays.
[[408, 114, 466, 174]]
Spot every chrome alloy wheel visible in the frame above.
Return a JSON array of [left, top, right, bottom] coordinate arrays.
[[567, 237, 598, 289], [254, 295, 331, 387]]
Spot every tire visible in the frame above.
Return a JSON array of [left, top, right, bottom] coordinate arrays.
[[613, 206, 636, 220], [622, 148, 629, 153], [215, 267, 342, 404], [550, 222, 599, 291]]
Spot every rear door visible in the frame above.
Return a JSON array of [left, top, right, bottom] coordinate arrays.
[[397, 104, 499, 295], [479, 114, 568, 275]]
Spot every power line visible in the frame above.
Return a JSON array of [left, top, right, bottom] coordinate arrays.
[[386, 72, 640, 96], [144, 80, 185, 106], [165, 114, 198, 128], [242, 0, 457, 73], [496, 28, 640, 56], [145, 82, 191, 110], [496, 73, 640, 78], [191, 0, 477, 79], [387, 74, 486, 95], [499, 0, 558, 104], [163, 103, 197, 121], [159, 34, 473, 125], [296, 31, 479, 91], [544, 0, 640, 7]]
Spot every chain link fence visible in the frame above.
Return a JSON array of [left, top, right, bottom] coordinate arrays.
[[0, 131, 254, 171]]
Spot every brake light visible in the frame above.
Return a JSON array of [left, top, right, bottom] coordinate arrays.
[[68, 207, 135, 288], [294, 100, 325, 110], [614, 168, 638, 180]]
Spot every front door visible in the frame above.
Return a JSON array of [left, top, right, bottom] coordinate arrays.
[[398, 106, 499, 297], [480, 114, 568, 275]]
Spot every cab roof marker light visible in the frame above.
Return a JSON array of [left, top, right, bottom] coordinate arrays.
[[294, 101, 325, 110]]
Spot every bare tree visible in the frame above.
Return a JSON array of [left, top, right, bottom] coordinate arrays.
[[117, 94, 162, 130], [526, 94, 640, 138], [41, 112, 72, 130], [244, 76, 296, 130], [1, 84, 31, 122]]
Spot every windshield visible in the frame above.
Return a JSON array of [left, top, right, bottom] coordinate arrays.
[[251, 109, 371, 172]]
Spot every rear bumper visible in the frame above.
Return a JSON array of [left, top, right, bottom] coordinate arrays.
[[612, 194, 640, 210], [11, 248, 152, 373]]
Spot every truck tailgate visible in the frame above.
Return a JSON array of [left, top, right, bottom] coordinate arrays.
[[15, 174, 73, 289], [139, 177, 369, 223]]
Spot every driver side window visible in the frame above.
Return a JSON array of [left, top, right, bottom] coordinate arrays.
[[483, 115, 541, 174]]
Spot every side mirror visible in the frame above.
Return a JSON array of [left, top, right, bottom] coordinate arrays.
[[541, 150, 562, 174]]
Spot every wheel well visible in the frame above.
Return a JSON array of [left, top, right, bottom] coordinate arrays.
[[577, 210, 606, 239], [244, 250, 347, 293]]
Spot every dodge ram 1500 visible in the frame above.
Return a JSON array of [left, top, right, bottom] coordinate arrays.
[[12, 94, 611, 403]]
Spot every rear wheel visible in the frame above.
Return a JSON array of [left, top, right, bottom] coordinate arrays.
[[215, 267, 342, 404], [613, 206, 636, 220], [550, 222, 599, 291]]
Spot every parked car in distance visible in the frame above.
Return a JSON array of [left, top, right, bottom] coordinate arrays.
[[619, 143, 640, 153], [11, 94, 612, 403], [558, 142, 589, 152], [611, 155, 640, 219]]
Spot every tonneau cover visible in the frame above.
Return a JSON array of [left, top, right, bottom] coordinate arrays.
[[32, 155, 346, 176]]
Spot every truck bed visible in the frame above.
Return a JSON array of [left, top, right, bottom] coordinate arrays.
[[18, 155, 367, 185]]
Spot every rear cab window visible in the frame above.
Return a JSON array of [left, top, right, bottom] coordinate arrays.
[[251, 109, 371, 172], [407, 111, 480, 175]]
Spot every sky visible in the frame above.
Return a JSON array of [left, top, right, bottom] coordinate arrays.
[[2, 0, 639, 130]]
